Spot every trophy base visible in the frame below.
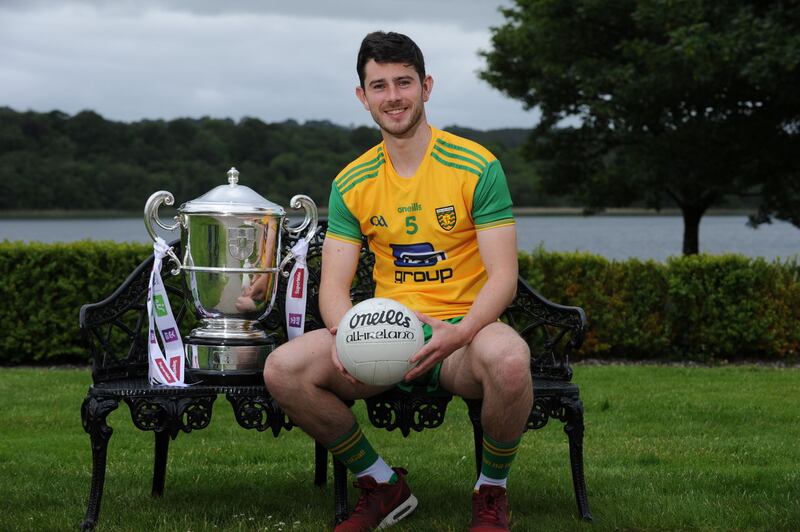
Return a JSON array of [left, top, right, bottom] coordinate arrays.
[[185, 335, 277, 385]]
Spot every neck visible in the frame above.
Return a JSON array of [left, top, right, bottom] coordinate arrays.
[[382, 120, 432, 178]]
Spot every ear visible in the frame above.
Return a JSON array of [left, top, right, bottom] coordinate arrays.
[[421, 75, 433, 103], [355, 86, 370, 111]]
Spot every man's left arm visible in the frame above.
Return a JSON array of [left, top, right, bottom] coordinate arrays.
[[405, 224, 517, 380]]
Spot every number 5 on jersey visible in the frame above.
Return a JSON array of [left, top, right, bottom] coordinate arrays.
[[405, 215, 418, 235]]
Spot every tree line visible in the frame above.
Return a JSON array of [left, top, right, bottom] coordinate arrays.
[[0, 107, 547, 212]]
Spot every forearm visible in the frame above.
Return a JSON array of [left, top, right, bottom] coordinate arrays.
[[457, 267, 517, 342], [319, 283, 353, 330], [458, 224, 518, 342], [403, 225, 518, 381], [318, 237, 361, 330]]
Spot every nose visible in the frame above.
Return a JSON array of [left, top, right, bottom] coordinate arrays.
[[386, 83, 401, 102]]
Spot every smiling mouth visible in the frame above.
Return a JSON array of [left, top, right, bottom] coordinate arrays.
[[385, 107, 407, 116]]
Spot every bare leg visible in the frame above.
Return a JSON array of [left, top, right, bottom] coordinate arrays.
[[441, 321, 531, 530], [439, 321, 532, 442], [264, 328, 391, 445], [266, 329, 416, 528]]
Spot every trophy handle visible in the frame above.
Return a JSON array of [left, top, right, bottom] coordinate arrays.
[[144, 191, 181, 240], [144, 190, 183, 274], [279, 194, 318, 276]]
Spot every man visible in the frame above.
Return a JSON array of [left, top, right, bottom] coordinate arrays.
[[265, 31, 532, 532]]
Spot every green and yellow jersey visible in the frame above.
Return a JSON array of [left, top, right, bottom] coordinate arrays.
[[327, 126, 514, 320]]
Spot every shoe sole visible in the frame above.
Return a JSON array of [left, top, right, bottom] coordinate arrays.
[[376, 494, 418, 529]]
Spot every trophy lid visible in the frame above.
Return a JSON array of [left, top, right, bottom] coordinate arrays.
[[180, 167, 285, 215]]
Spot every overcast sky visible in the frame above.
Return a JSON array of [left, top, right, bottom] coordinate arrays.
[[0, 0, 540, 130]]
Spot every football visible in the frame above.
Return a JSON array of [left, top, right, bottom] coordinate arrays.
[[335, 298, 424, 385]]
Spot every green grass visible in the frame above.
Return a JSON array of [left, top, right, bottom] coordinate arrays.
[[1, 365, 798, 531]]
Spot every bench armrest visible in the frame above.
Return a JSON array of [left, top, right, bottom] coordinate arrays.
[[504, 277, 588, 382], [80, 239, 189, 382]]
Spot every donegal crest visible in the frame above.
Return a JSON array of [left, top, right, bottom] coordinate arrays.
[[435, 205, 456, 231]]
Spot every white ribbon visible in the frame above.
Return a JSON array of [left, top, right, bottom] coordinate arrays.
[[285, 239, 309, 341], [147, 237, 186, 387]]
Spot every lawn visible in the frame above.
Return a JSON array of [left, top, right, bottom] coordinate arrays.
[[0, 365, 798, 531]]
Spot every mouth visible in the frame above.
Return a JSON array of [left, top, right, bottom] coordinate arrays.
[[384, 107, 407, 118]]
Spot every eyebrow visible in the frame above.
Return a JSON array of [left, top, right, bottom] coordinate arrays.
[[368, 75, 415, 88]]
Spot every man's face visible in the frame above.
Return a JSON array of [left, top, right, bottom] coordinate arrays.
[[356, 60, 432, 138]]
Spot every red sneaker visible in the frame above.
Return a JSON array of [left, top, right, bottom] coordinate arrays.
[[334, 467, 417, 531], [470, 485, 510, 531]]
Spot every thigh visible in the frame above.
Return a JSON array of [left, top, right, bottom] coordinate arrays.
[[268, 328, 393, 400], [438, 321, 527, 399]]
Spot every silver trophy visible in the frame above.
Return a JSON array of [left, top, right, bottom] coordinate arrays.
[[144, 167, 317, 383]]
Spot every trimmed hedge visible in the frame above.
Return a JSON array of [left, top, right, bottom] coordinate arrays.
[[1, 241, 798, 364], [519, 248, 800, 361], [0, 241, 151, 364]]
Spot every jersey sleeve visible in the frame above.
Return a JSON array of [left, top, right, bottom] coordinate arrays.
[[472, 160, 515, 230], [327, 184, 363, 244]]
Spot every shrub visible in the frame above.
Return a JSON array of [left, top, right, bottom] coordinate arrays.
[[0, 242, 797, 364], [664, 255, 800, 360], [521, 249, 800, 361], [0, 240, 150, 364]]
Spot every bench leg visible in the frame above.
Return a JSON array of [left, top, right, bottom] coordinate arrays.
[[152, 431, 170, 496], [314, 440, 327, 487], [562, 397, 593, 522], [80, 396, 120, 531], [464, 398, 483, 479], [333, 456, 349, 524]]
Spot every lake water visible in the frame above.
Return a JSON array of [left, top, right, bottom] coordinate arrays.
[[1, 215, 798, 262]]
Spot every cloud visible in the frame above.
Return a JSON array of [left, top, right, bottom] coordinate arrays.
[[2, 0, 509, 30], [0, 1, 538, 129]]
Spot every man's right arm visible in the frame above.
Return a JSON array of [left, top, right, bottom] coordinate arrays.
[[319, 236, 362, 330]]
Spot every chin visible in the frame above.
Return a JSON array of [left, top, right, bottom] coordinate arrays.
[[371, 106, 423, 138], [381, 116, 422, 138]]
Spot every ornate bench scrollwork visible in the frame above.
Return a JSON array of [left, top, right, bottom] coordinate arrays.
[[366, 392, 453, 437], [226, 392, 294, 436]]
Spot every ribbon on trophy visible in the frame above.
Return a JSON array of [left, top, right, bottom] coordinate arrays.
[[147, 237, 186, 386], [285, 238, 309, 341]]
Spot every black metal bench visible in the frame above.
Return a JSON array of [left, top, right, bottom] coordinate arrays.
[[79, 220, 592, 529]]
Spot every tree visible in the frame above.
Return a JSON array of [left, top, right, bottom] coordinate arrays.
[[481, 0, 800, 254]]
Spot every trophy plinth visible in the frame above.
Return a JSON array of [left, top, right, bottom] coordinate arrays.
[[185, 337, 276, 385], [184, 318, 275, 384], [144, 167, 318, 384]]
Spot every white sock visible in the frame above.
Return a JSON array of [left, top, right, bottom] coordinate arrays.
[[357, 456, 395, 483], [474, 472, 507, 491]]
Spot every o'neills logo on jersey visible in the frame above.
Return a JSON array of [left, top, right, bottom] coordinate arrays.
[[397, 202, 422, 213], [349, 309, 412, 329], [291, 268, 305, 298]]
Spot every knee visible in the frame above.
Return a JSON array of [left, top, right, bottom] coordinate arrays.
[[263, 344, 297, 398], [489, 340, 531, 393]]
